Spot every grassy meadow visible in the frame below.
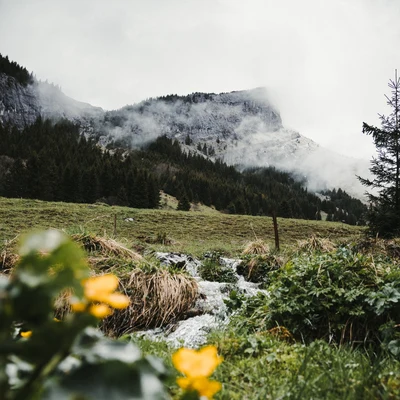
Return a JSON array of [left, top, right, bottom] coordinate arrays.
[[0, 196, 363, 256], [2, 196, 400, 399]]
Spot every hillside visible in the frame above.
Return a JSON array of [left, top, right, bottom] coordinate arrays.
[[0, 197, 364, 256]]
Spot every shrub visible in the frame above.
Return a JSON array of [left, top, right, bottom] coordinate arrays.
[[237, 247, 400, 346], [199, 258, 238, 284], [237, 254, 283, 286]]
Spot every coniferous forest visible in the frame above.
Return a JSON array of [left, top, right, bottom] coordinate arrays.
[[0, 117, 367, 224], [0, 53, 33, 86]]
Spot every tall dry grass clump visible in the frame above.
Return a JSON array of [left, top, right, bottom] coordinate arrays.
[[242, 239, 270, 255], [0, 249, 19, 273], [70, 232, 143, 261], [101, 269, 199, 337], [353, 237, 400, 260], [297, 235, 336, 253]]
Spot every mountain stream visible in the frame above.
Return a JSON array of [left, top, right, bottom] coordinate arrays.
[[136, 253, 267, 348]]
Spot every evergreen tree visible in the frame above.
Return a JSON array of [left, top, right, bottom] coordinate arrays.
[[358, 72, 400, 237], [177, 193, 191, 211]]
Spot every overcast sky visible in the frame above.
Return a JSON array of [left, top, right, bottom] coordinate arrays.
[[1, 0, 400, 159]]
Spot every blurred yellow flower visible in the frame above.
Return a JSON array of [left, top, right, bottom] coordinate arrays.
[[177, 376, 221, 399], [89, 304, 112, 318], [70, 301, 86, 313], [84, 274, 119, 301], [172, 345, 223, 378], [84, 274, 130, 309], [20, 331, 32, 338], [173, 345, 223, 399], [69, 274, 130, 318]]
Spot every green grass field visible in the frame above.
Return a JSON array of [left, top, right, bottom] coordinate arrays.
[[6, 196, 397, 400], [0, 197, 364, 256]]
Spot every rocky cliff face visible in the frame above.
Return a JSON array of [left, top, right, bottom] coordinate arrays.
[[0, 74, 41, 128], [0, 73, 103, 129], [92, 87, 284, 145]]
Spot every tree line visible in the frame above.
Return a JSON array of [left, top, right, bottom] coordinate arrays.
[[0, 118, 160, 208], [0, 118, 367, 224], [0, 53, 33, 86]]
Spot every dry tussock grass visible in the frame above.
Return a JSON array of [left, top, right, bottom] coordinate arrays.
[[266, 326, 295, 342], [71, 233, 143, 261], [297, 235, 336, 253], [354, 237, 400, 260], [101, 269, 199, 337], [242, 239, 270, 255], [0, 250, 19, 273]]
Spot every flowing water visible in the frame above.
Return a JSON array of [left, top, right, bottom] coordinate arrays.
[[137, 253, 267, 348]]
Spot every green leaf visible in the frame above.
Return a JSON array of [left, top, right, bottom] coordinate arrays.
[[388, 340, 400, 356], [19, 230, 67, 257], [43, 360, 168, 400], [72, 328, 142, 364]]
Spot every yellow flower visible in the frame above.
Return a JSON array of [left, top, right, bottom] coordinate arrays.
[[173, 345, 223, 399], [177, 376, 221, 399], [83, 274, 130, 309], [21, 331, 32, 338], [70, 301, 87, 313], [172, 345, 223, 378], [69, 274, 130, 319], [84, 274, 119, 301], [89, 304, 112, 318]]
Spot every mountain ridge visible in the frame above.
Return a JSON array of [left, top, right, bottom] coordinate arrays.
[[0, 60, 370, 198]]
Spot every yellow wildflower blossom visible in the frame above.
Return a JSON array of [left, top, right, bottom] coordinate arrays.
[[70, 301, 86, 313], [173, 345, 223, 399], [172, 345, 223, 378], [83, 274, 130, 308], [177, 376, 222, 399], [84, 274, 119, 301], [89, 304, 112, 319], [20, 331, 32, 338], [69, 274, 130, 319]]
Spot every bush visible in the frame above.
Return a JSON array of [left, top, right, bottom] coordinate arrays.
[[199, 258, 238, 284], [237, 254, 283, 286], [237, 247, 400, 346]]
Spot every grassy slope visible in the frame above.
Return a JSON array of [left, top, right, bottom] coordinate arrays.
[[3, 196, 399, 399], [0, 197, 363, 255]]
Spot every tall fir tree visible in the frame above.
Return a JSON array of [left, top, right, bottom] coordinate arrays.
[[177, 193, 191, 211], [358, 71, 400, 237]]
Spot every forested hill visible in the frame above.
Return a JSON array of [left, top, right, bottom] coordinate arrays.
[[0, 53, 33, 86], [0, 118, 367, 224]]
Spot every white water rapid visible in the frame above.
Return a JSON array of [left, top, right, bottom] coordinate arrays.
[[136, 253, 267, 348]]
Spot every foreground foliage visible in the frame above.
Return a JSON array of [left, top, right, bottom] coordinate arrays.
[[0, 230, 224, 400], [0, 231, 169, 399], [235, 248, 400, 347]]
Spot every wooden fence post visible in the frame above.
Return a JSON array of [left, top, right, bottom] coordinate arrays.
[[272, 211, 280, 251]]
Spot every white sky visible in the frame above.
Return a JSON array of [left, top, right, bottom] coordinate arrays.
[[1, 0, 400, 159]]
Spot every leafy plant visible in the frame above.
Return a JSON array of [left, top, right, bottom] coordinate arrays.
[[236, 247, 400, 346], [199, 259, 238, 284], [0, 230, 169, 400], [237, 254, 283, 286]]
